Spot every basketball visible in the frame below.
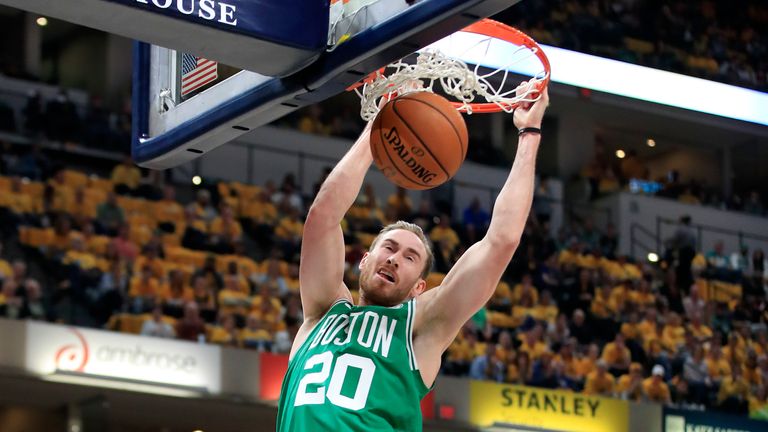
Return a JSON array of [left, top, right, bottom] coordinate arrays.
[[370, 92, 468, 190]]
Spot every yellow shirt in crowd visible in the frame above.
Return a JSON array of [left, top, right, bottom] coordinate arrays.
[[629, 290, 655, 308], [706, 356, 732, 380], [642, 378, 671, 403], [584, 371, 615, 395], [275, 218, 303, 240], [154, 200, 185, 224], [717, 375, 750, 403], [209, 326, 239, 346], [111, 164, 141, 189], [209, 217, 243, 238], [688, 323, 713, 341], [601, 342, 631, 365], [430, 226, 460, 252], [512, 283, 539, 304], [621, 322, 642, 340]]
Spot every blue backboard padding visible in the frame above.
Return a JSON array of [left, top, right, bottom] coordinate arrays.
[[131, 42, 149, 153], [133, 0, 522, 166], [107, 0, 328, 50]]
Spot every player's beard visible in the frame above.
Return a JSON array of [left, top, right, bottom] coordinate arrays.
[[358, 263, 413, 307]]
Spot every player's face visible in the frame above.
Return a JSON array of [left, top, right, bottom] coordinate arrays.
[[359, 229, 427, 307]]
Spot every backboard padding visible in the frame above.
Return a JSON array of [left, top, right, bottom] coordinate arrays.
[[0, 0, 328, 77]]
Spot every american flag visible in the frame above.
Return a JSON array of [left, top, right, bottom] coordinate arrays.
[[181, 53, 218, 96]]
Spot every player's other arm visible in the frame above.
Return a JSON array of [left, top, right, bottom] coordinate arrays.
[[300, 121, 374, 321], [417, 85, 549, 351]]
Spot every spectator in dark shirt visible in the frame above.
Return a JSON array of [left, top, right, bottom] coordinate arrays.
[[21, 279, 48, 321], [462, 197, 490, 245], [600, 222, 619, 259], [666, 215, 696, 289], [569, 309, 592, 346], [14, 144, 51, 180], [96, 192, 125, 236], [193, 255, 224, 292], [743, 191, 765, 216], [175, 301, 207, 342], [530, 351, 560, 388], [0, 99, 15, 132], [83, 96, 114, 148], [0, 279, 23, 319], [533, 175, 554, 223], [22, 90, 44, 136], [469, 343, 504, 382], [45, 89, 80, 142], [408, 199, 435, 233]]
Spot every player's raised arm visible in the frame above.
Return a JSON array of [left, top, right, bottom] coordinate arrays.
[[299, 121, 374, 321], [416, 83, 549, 353]]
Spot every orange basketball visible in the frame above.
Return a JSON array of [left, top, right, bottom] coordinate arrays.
[[370, 92, 468, 190]]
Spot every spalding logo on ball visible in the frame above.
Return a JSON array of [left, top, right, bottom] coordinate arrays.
[[381, 128, 437, 184], [370, 92, 468, 190]]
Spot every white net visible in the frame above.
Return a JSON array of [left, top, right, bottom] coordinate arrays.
[[354, 33, 549, 120]]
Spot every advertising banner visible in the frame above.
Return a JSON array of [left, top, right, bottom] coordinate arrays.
[[25, 321, 221, 393], [663, 407, 767, 432], [469, 381, 629, 432]]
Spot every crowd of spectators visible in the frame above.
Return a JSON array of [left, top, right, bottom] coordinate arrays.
[[1, 143, 767, 420], [497, 0, 768, 91], [575, 137, 767, 219], [442, 209, 768, 418], [0, 87, 130, 153]]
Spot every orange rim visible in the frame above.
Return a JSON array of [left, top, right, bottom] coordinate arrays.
[[348, 19, 551, 113], [454, 19, 550, 112], [346, 67, 385, 92]]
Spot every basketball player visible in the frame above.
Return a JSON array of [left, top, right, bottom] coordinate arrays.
[[277, 83, 549, 430]]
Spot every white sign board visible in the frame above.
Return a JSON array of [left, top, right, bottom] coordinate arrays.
[[25, 321, 221, 393]]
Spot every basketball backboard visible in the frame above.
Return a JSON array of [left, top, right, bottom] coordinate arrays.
[[133, 0, 527, 169], [0, 0, 524, 169]]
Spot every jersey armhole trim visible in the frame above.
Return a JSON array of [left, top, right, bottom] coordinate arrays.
[[407, 298, 432, 393], [406, 298, 418, 371], [331, 297, 352, 309]]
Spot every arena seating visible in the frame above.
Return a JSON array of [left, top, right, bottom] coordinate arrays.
[[1, 155, 765, 418]]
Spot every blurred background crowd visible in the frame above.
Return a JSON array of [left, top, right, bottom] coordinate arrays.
[[0, 150, 766, 417], [0, 0, 766, 424]]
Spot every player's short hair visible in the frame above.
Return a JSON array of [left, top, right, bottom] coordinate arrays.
[[370, 221, 434, 279]]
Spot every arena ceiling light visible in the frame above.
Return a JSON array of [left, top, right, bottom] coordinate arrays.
[[35, 17, 47, 26], [428, 37, 768, 126]]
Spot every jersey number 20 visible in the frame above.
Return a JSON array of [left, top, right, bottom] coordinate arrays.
[[294, 352, 375, 411]]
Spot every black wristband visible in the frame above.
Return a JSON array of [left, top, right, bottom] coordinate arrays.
[[518, 127, 542, 136]]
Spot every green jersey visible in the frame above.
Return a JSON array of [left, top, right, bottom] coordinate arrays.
[[277, 298, 430, 431]]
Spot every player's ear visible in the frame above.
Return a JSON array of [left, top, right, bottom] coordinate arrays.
[[358, 252, 370, 270], [412, 278, 427, 297]]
